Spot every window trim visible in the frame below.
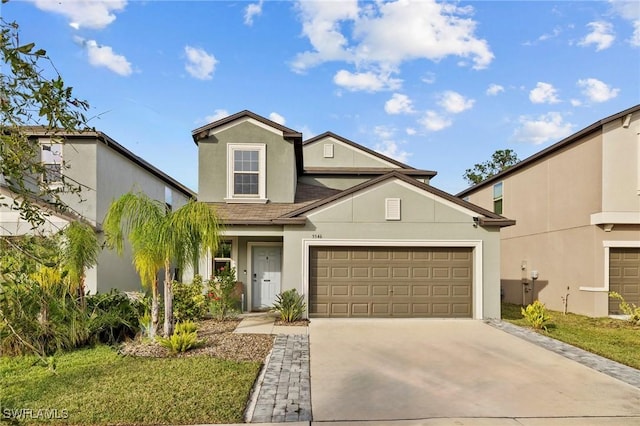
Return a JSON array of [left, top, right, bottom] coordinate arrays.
[[493, 182, 503, 215], [225, 143, 267, 203], [40, 139, 63, 187]]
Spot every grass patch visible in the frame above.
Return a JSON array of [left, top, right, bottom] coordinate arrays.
[[502, 303, 640, 370], [1, 345, 261, 425]]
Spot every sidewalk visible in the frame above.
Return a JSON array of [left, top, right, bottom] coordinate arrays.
[[234, 313, 309, 336]]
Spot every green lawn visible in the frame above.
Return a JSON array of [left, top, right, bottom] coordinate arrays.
[[1, 345, 261, 425], [502, 303, 640, 370]]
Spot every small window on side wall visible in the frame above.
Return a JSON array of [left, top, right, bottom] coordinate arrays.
[[41, 142, 63, 185], [493, 182, 503, 215]]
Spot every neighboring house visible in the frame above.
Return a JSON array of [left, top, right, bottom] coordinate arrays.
[[0, 129, 195, 294], [458, 104, 640, 317], [193, 110, 514, 319]]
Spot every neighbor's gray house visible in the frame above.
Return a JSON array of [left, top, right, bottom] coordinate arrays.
[[0, 129, 194, 295], [458, 104, 640, 318], [193, 110, 514, 319]]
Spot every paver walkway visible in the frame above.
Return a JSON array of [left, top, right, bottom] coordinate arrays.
[[236, 314, 311, 423], [250, 334, 312, 423]]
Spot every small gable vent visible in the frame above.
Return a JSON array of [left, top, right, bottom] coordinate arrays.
[[385, 198, 401, 221], [323, 143, 334, 158]]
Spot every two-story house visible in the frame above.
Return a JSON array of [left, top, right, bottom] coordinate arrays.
[[458, 104, 640, 317], [193, 110, 514, 319], [0, 129, 195, 294]]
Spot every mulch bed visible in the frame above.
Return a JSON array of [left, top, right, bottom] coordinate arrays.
[[274, 319, 310, 327], [119, 319, 274, 363]]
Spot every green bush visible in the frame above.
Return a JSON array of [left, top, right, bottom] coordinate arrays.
[[521, 300, 551, 330], [208, 267, 239, 321], [609, 292, 640, 325], [271, 289, 306, 323], [173, 275, 207, 323], [156, 321, 203, 354], [87, 290, 144, 344], [0, 276, 91, 357]]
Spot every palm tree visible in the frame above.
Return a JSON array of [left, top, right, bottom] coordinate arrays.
[[103, 192, 221, 337], [60, 221, 99, 307]]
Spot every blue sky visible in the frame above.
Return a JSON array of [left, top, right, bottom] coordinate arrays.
[[4, 0, 639, 194]]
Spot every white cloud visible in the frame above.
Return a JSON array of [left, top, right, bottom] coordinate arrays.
[[374, 140, 411, 164], [33, 0, 126, 29], [610, 1, 640, 47], [333, 69, 401, 92], [244, 1, 264, 26], [81, 39, 132, 76], [269, 112, 286, 125], [406, 127, 417, 136], [579, 21, 615, 51], [438, 91, 474, 114], [513, 112, 574, 145], [385, 93, 415, 115], [577, 78, 620, 103], [205, 109, 230, 123], [486, 84, 504, 96], [421, 72, 436, 84], [529, 82, 560, 104], [184, 46, 217, 80], [419, 110, 452, 132], [292, 0, 494, 87], [570, 99, 582, 107]]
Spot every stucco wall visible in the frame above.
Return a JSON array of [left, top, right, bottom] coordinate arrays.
[[282, 179, 503, 319], [303, 136, 400, 168], [198, 120, 297, 203], [601, 111, 640, 213], [90, 141, 191, 294], [465, 118, 640, 317]]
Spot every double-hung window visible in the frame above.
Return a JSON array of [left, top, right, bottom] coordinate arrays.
[[226, 144, 266, 202], [493, 182, 503, 215], [41, 141, 63, 185]]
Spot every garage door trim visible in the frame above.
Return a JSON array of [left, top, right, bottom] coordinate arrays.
[[601, 241, 640, 292], [302, 239, 483, 319]]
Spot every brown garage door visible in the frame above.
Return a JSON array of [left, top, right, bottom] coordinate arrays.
[[309, 246, 473, 318], [609, 248, 640, 314]]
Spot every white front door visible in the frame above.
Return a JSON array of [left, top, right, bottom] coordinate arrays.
[[252, 246, 282, 309]]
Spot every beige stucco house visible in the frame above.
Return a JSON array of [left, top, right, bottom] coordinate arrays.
[[194, 110, 514, 319], [0, 129, 194, 294], [458, 104, 640, 317]]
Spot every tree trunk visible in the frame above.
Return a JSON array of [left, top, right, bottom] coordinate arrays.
[[163, 261, 174, 336], [151, 281, 159, 339]]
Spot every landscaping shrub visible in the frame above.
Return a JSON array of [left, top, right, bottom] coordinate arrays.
[[172, 275, 207, 323], [271, 289, 306, 322], [0, 276, 91, 357], [521, 300, 552, 330], [208, 267, 239, 320], [609, 292, 640, 325], [156, 321, 203, 354], [87, 290, 144, 344]]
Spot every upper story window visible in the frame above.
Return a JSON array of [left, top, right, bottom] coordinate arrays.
[[493, 182, 503, 215], [164, 186, 173, 211], [41, 141, 63, 185], [226, 143, 266, 203]]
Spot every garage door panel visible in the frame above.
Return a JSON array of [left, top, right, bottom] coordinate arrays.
[[310, 246, 473, 318], [392, 267, 410, 278], [609, 248, 640, 314]]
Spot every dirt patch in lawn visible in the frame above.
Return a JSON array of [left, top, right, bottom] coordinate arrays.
[[119, 319, 274, 362]]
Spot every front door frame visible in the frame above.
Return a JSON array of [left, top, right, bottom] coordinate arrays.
[[247, 242, 283, 311]]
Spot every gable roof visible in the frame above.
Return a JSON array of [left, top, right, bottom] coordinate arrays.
[[191, 110, 303, 144], [283, 170, 515, 227], [25, 127, 195, 198], [304, 132, 435, 173], [457, 104, 640, 197]]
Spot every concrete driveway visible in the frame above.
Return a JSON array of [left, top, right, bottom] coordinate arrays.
[[309, 319, 640, 424]]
